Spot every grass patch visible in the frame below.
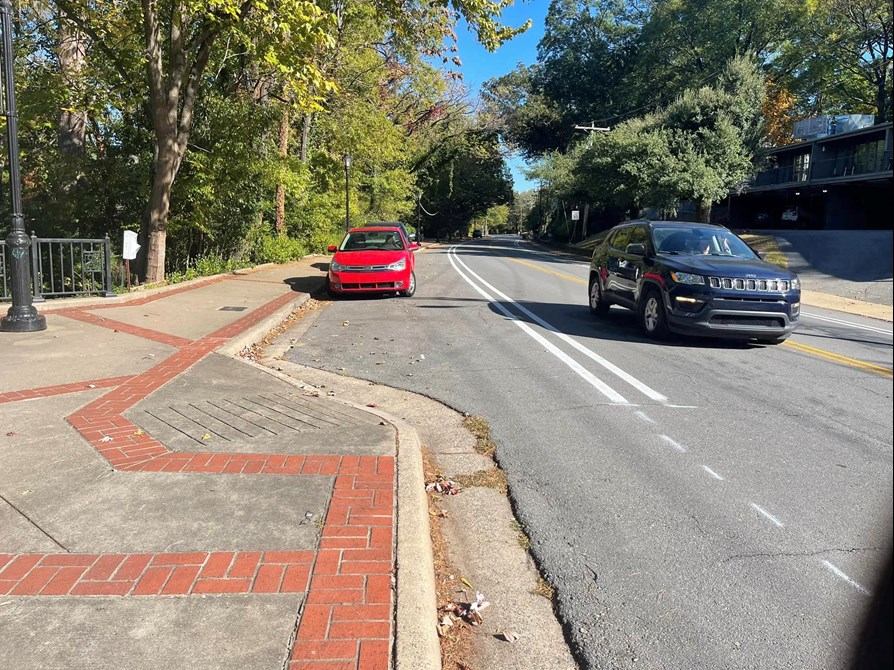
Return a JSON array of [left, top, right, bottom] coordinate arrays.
[[740, 233, 788, 268], [462, 415, 497, 456], [511, 519, 531, 550], [454, 468, 508, 494], [532, 577, 555, 601]]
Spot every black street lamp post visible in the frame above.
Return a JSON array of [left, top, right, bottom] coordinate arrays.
[[1, 0, 45, 332], [343, 154, 351, 233]]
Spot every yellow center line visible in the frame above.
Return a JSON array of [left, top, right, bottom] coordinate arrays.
[[507, 257, 587, 285], [503, 251, 892, 378], [782, 340, 892, 378]]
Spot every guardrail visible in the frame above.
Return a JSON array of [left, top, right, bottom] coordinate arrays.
[[1, 234, 116, 302]]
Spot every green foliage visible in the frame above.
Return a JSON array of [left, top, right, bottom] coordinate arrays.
[[12, 0, 527, 282], [251, 233, 308, 264], [540, 57, 765, 221]]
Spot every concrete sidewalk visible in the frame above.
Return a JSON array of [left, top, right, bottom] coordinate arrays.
[[0, 258, 429, 670]]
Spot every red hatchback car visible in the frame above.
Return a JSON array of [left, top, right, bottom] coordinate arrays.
[[326, 226, 418, 297]]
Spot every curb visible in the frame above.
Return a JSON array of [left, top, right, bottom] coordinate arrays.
[[215, 293, 312, 357], [237, 358, 441, 670], [800, 290, 893, 323]]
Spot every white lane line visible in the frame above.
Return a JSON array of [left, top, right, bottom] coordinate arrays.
[[449, 245, 668, 403], [821, 560, 871, 595], [448, 246, 629, 404], [659, 435, 687, 453], [801, 311, 892, 336], [635, 411, 656, 424], [701, 465, 725, 481], [750, 503, 784, 528]]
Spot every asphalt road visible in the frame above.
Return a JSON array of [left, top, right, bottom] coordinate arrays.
[[285, 236, 893, 669]]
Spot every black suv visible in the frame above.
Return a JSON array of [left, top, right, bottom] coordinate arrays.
[[588, 221, 800, 343]]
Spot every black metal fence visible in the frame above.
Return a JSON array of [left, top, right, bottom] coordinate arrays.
[[0, 234, 115, 302]]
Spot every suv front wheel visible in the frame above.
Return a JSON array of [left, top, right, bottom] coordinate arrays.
[[639, 287, 669, 339]]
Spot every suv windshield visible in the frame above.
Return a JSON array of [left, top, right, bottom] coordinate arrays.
[[651, 226, 757, 259], [340, 230, 405, 252]]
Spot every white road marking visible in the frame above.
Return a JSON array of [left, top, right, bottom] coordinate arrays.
[[448, 247, 629, 404], [659, 435, 687, 453], [821, 560, 871, 595], [801, 311, 892, 336], [750, 503, 784, 528], [701, 465, 724, 481], [635, 411, 656, 424], [449, 245, 669, 403]]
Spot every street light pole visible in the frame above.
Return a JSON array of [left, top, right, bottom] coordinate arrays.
[[343, 154, 351, 233], [1, 0, 45, 332]]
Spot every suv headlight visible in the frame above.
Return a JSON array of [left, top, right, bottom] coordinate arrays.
[[387, 258, 406, 271], [670, 271, 705, 285], [790, 277, 800, 290], [330, 260, 345, 272]]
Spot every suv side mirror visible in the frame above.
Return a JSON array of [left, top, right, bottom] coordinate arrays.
[[327, 245, 337, 253], [626, 243, 646, 255]]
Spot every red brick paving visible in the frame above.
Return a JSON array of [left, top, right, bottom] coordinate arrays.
[[2, 278, 394, 670], [59, 309, 193, 348], [0, 376, 133, 404]]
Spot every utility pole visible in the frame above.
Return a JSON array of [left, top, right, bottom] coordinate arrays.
[[574, 121, 610, 133]]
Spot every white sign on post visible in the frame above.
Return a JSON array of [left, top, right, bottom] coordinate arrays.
[[571, 210, 580, 221], [122, 230, 141, 260]]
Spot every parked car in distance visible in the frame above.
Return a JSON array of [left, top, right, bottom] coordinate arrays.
[[588, 220, 801, 343], [472, 230, 483, 238], [327, 226, 418, 297], [362, 221, 415, 243]]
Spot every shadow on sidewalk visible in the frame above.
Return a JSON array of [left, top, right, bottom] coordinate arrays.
[[283, 275, 327, 294]]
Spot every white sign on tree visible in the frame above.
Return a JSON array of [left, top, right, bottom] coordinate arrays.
[[122, 230, 141, 260]]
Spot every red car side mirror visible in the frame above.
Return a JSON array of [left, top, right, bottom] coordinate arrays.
[[327, 245, 337, 253], [409, 243, 419, 251]]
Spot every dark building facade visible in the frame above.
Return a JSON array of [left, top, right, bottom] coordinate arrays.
[[729, 121, 892, 230]]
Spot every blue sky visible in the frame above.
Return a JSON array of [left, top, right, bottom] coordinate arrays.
[[454, 1, 550, 192]]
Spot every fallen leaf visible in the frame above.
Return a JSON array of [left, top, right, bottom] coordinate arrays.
[[201, 433, 212, 440], [461, 577, 474, 590], [134, 429, 143, 436], [5, 432, 15, 437], [99, 436, 113, 442], [366, 403, 378, 408], [499, 630, 520, 643]]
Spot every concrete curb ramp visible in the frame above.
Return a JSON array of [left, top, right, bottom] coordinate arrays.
[[230, 322, 441, 670]]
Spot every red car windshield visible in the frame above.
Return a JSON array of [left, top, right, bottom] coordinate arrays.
[[339, 231, 405, 251]]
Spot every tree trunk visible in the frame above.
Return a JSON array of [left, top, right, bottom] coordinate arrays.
[[300, 113, 313, 162], [274, 106, 289, 235], [57, 19, 86, 154], [144, 139, 180, 283], [875, 71, 888, 124], [695, 200, 713, 223]]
